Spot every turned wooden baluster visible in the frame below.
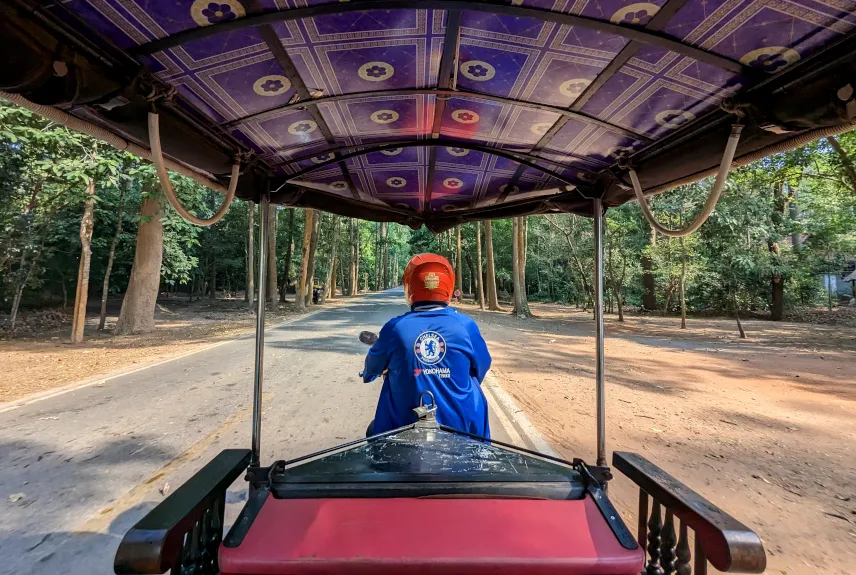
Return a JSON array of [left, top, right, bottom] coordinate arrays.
[[694, 538, 708, 575], [675, 521, 692, 575], [646, 500, 665, 575], [660, 509, 677, 574]]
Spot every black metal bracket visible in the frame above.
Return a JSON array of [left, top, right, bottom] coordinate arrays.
[[574, 459, 638, 551]]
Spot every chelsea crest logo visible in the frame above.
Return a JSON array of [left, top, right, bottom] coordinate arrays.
[[414, 331, 446, 365]]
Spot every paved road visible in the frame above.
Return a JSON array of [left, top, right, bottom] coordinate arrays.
[[0, 289, 520, 575]]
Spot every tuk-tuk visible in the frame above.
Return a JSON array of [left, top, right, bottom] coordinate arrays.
[[2, 0, 854, 572]]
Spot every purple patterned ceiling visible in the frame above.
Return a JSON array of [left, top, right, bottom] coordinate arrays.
[[52, 0, 856, 214]]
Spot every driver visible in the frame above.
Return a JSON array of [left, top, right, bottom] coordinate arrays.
[[362, 253, 492, 437]]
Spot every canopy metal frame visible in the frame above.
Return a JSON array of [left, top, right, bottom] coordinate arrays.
[[117, 0, 762, 213]]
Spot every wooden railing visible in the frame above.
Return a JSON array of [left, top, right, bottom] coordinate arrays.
[[613, 452, 767, 574], [114, 449, 251, 575]]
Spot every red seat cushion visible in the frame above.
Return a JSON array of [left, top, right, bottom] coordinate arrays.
[[220, 496, 643, 575]]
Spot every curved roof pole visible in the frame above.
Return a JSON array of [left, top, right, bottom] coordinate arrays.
[[628, 124, 743, 238], [148, 111, 240, 226]]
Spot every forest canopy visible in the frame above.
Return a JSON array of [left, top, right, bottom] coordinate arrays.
[[2, 100, 855, 336]]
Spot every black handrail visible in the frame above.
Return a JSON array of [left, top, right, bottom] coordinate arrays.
[[613, 451, 766, 574], [114, 449, 251, 575]]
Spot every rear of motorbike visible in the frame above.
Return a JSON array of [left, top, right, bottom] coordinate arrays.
[[114, 336, 764, 575]]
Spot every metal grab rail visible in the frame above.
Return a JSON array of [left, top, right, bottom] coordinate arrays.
[[613, 452, 766, 574], [114, 449, 251, 574]]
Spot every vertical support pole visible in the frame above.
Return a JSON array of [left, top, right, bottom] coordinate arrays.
[[593, 197, 606, 467], [251, 194, 269, 467]]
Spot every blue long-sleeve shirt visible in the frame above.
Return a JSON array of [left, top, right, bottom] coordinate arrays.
[[363, 306, 492, 437]]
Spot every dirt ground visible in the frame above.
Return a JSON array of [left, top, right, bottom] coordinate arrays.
[[458, 301, 856, 575], [0, 296, 327, 403], [2, 295, 855, 573]]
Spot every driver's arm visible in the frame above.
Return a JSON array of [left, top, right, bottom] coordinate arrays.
[[362, 321, 396, 382], [466, 320, 492, 383]]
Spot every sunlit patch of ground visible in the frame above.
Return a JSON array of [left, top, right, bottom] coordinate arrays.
[[458, 301, 856, 575], [0, 295, 353, 403]]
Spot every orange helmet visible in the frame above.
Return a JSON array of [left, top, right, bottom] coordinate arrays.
[[402, 253, 455, 306]]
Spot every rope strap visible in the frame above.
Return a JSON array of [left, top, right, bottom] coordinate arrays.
[[148, 112, 239, 226], [629, 124, 743, 238]]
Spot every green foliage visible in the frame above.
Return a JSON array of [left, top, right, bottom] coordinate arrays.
[[2, 97, 855, 319]]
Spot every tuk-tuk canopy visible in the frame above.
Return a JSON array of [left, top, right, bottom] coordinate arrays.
[[2, 0, 855, 229]]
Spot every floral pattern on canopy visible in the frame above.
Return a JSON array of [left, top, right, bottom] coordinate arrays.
[[50, 0, 856, 216]]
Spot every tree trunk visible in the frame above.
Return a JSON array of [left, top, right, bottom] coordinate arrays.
[[281, 208, 295, 302], [788, 186, 802, 252], [209, 256, 217, 298], [769, 182, 786, 321], [354, 220, 361, 294], [71, 178, 97, 343], [305, 211, 321, 307], [382, 226, 387, 289], [348, 219, 357, 296], [267, 204, 278, 304], [99, 180, 128, 330], [454, 225, 463, 301], [247, 200, 255, 308], [733, 295, 746, 339], [511, 217, 532, 318], [827, 135, 856, 192], [60, 269, 69, 311], [679, 237, 687, 329], [484, 220, 500, 310], [516, 217, 532, 317], [114, 193, 164, 335], [663, 287, 674, 318], [323, 216, 340, 303], [512, 218, 522, 316], [771, 275, 784, 320], [10, 243, 44, 333], [642, 226, 657, 311], [296, 208, 314, 311], [475, 222, 485, 309], [464, 253, 476, 299]]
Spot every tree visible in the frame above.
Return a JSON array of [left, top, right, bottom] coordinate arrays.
[[511, 217, 532, 318], [483, 220, 500, 310], [826, 135, 856, 192], [642, 226, 657, 311], [280, 208, 294, 302], [266, 204, 277, 304], [455, 225, 463, 301], [605, 210, 634, 322], [322, 215, 340, 303], [349, 218, 360, 295], [114, 189, 164, 334], [305, 210, 321, 307], [98, 177, 128, 330], [296, 208, 314, 311], [475, 222, 485, 309], [543, 214, 594, 309]]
